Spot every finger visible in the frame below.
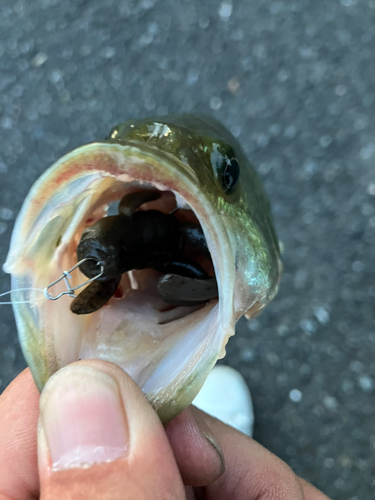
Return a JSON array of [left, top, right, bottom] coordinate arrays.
[[38, 360, 185, 500], [165, 407, 224, 486], [176, 407, 329, 500], [196, 406, 305, 499], [185, 486, 196, 499], [299, 478, 331, 500], [0, 368, 40, 500]]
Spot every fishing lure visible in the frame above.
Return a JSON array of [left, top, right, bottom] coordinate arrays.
[[72, 191, 217, 314]]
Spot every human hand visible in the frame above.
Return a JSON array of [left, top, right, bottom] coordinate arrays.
[[0, 360, 330, 499]]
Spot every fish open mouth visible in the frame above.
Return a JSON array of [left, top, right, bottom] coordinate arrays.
[[70, 183, 221, 395], [5, 143, 235, 417], [71, 187, 218, 317]]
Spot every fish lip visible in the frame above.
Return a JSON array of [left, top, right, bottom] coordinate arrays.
[[4, 141, 236, 400]]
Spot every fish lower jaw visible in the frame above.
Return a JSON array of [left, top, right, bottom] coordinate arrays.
[[77, 281, 222, 401]]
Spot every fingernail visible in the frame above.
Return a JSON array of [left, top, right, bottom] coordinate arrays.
[[39, 365, 128, 470], [201, 430, 225, 471], [191, 408, 225, 474]]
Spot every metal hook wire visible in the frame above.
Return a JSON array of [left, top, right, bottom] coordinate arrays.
[[44, 258, 104, 300]]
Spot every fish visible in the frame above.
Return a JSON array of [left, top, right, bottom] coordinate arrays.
[[4, 114, 282, 422]]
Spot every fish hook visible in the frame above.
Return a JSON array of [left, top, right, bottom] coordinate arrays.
[[44, 257, 104, 300]]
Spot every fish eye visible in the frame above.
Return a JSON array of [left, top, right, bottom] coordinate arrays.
[[222, 157, 240, 194]]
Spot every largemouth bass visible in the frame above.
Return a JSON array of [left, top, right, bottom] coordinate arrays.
[[4, 115, 282, 422]]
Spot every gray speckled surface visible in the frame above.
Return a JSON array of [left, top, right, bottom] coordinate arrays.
[[0, 0, 374, 498]]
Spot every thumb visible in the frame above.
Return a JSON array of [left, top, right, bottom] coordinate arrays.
[[37, 360, 185, 500]]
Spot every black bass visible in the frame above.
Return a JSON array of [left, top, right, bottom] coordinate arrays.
[[4, 115, 282, 422]]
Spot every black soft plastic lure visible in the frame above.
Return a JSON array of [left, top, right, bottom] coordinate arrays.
[[71, 191, 218, 314]]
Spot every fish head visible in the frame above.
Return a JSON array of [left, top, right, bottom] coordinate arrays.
[[4, 114, 282, 422]]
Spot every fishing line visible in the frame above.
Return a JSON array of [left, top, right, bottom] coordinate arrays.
[[0, 258, 103, 305], [0, 288, 46, 305]]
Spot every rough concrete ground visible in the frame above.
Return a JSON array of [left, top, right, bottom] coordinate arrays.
[[0, 1, 374, 498]]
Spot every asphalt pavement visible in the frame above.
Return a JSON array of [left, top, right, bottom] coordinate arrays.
[[0, 1, 374, 498]]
